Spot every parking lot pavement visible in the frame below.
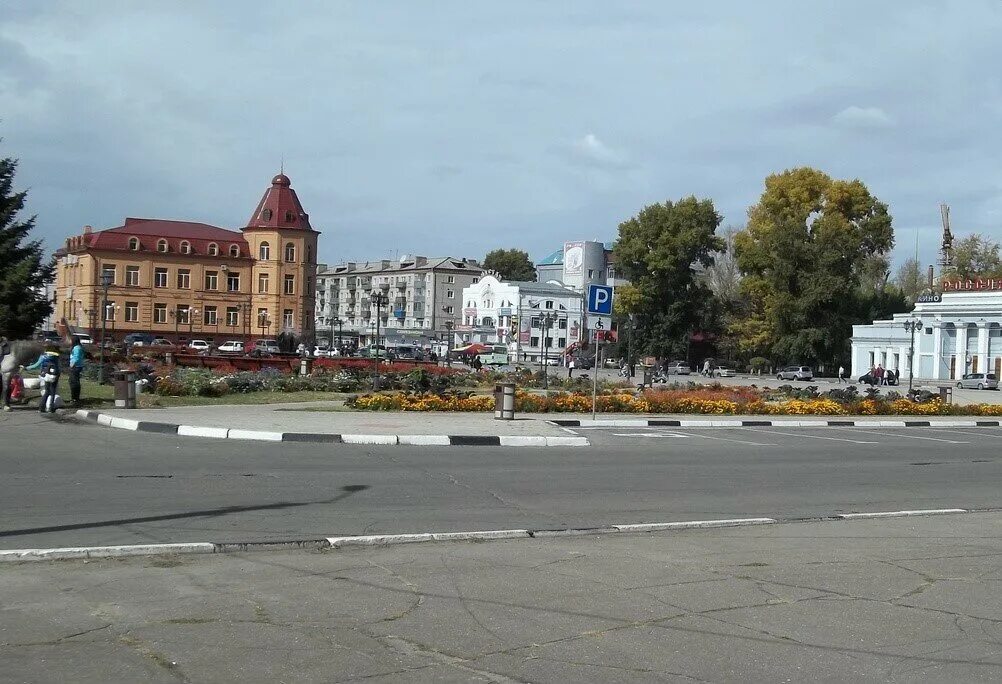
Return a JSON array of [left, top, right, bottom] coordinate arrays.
[[573, 424, 1002, 448], [4, 512, 1002, 682]]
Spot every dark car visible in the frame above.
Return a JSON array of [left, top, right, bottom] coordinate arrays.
[[859, 371, 898, 386], [573, 356, 594, 370], [124, 332, 155, 346]]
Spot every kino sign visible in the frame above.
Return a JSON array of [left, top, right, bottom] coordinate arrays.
[[942, 278, 1002, 292]]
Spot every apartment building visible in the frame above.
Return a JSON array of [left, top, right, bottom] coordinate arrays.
[[315, 256, 483, 346], [54, 173, 319, 345]]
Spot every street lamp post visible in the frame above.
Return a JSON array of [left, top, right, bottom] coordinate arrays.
[[626, 313, 636, 378], [903, 319, 923, 392], [539, 312, 557, 390], [189, 307, 199, 337], [444, 320, 454, 366], [98, 272, 113, 384], [372, 293, 387, 389]]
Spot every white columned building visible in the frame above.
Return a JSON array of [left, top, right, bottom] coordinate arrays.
[[851, 283, 1002, 382]]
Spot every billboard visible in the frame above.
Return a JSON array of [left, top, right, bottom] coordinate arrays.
[[563, 241, 584, 276]]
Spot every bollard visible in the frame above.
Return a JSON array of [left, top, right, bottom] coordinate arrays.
[[113, 370, 137, 409], [494, 382, 515, 420], [939, 385, 953, 405]]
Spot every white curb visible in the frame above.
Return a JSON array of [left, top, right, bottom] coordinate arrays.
[[108, 417, 139, 431], [545, 436, 591, 447], [227, 429, 283, 442], [341, 434, 398, 445], [0, 542, 216, 562], [177, 425, 229, 439], [498, 436, 547, 447], [328, 533, 433, 547], [835, 508, 967, 520], [430, 529, 530, 542], [613, 517, 777, 532], [96, 414, 113, 426], [398, 435, 451, 446]]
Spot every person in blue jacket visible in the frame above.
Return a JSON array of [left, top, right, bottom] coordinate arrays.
[[68, 336, 85, 406], [24, 344, 61, 413]]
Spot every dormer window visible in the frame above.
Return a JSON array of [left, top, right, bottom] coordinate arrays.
[[157, 239, 168, 253], [207, 243, 219, 256], [285, 211, 294, 222], [128, 237, 140, 251], [180, 240, 191, 255], [261, 209, 272, 221], [229, 244, 240, 258]]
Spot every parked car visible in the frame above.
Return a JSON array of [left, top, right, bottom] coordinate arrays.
[[188, 339, 210, 352], [217, 340, 245, 354], [313, 345, 331, 358], [858, 371, 898, 386], [666, 361, 691, 375], [149, 338, 175, 348], [573, 356, 594, 370], [956, 372, 999, 390], [124, 332, 155, 346], [250, 339, 281, 354], [713, 365, 737, 378], [543, 355, 561, 366], [76, 333, 93, 345], [36, 330, 62, 344], [777, 365, 814, 381]]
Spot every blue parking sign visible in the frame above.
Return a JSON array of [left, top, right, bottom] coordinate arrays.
[[587, 284, 613, 315]]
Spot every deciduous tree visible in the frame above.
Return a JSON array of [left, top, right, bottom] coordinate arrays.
[[948, 234, 1002, 279], [482, 248, 536, 282], [893, 257, 926, 302], [734, 167, 894, 367], [613, 197, 724, 359]]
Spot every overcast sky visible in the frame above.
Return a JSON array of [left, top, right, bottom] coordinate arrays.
[[2, 1, 1001, 270]]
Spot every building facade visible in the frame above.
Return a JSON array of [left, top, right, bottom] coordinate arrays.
[[315, 256, 483, 347], [459, 275, 584, 362], [535, 240, 628, 292], [851, 281, 1002, 381], [54, 174, 319, 345]]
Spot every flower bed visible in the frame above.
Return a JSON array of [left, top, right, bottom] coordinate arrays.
[[346, 385, 1002, 416]]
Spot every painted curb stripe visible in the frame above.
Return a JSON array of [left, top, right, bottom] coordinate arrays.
[[0, 543, 216, 561], [448, 435, 502, 446], [835, 508, 967, 520], [613, 517, 776, 532], [136, 421, 180, 434], [281, 433, 344, 443], [227, 429, 284, 442]]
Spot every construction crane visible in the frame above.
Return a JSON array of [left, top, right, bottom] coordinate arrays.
[[939, 203, 954, 272]]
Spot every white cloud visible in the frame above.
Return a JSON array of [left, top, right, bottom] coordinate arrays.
[[831, 106, 896, 129], [570, 133, 628, 167]]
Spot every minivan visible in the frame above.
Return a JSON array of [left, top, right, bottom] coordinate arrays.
[[777, 366, 813, 381], [956, 373, 999, 390]]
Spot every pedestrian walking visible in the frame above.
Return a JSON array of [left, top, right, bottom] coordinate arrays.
[[69, 335, 85, 406], [838, 365, 845, 384], [567, 357, 575, 378], [24, 343, 61, 413], [0, 336, 9, 411], [876, 364, 885, 385], [702, 359, 711, 377]]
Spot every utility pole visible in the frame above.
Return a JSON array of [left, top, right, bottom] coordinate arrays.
[[372, 293, 387, 389]]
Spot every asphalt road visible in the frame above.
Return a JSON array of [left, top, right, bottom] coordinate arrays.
[[4, 513, 1002, 682], [2, 411, 1002, 550]]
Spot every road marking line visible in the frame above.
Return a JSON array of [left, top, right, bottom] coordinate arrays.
[[611, 433, 688, 438], [921, 427, 1002, 439], [848, 428, 968, 444], [741, 427, 877, 445], [835, 508, 967, 519], [683, 431, 779, 446]]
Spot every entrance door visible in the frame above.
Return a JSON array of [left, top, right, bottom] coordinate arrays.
[[996, 357, 1001, 378], [973, 355, 979, 373]]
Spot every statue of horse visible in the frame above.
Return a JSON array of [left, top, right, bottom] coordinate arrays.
[[2, 340, 44, 408]]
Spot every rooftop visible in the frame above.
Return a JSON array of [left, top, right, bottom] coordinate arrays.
[[319, 257, 482, 276]]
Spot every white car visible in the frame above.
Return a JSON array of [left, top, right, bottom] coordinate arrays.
[[188, 339, 210, 352], [217, 340, 244, 354], [543, 356, 561, 366], [313, 346, 330, 358], [714, 366, 737, 378], [76, 334, 94, 345], [666, 361, 691, 375]]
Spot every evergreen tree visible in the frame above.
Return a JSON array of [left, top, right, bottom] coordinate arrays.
[[0, 152, 54, 339]]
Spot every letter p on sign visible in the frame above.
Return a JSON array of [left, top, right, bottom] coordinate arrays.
[[587, 285, 613, 315]]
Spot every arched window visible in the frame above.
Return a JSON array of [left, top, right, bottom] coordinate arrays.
[[259, 242, 270, 260], [180, 240, 191, 255], [157, 239, 168, 253], [229, 244, 240, 258], [128, 237, 140, 251], [207, 243, 218, 256], [261, 208, 272, 221], [284, 243, 296, 262]]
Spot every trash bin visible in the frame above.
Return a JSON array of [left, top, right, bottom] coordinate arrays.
[[114, 370, 137, 409], [939, 385, 954, 405], [494, 382, 516, 420]]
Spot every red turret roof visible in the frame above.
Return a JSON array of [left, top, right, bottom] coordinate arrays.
[[245, 173, 315, 231]]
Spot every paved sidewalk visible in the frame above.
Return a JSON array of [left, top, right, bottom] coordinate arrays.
[[3, 512, 1002, 682]]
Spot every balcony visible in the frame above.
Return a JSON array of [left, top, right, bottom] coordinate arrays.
[[379, 281, 390, 291], [395, 279, 407, 289]]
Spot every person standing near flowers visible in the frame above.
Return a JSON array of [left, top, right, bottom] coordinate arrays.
[[69, 335, 85, 406]]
